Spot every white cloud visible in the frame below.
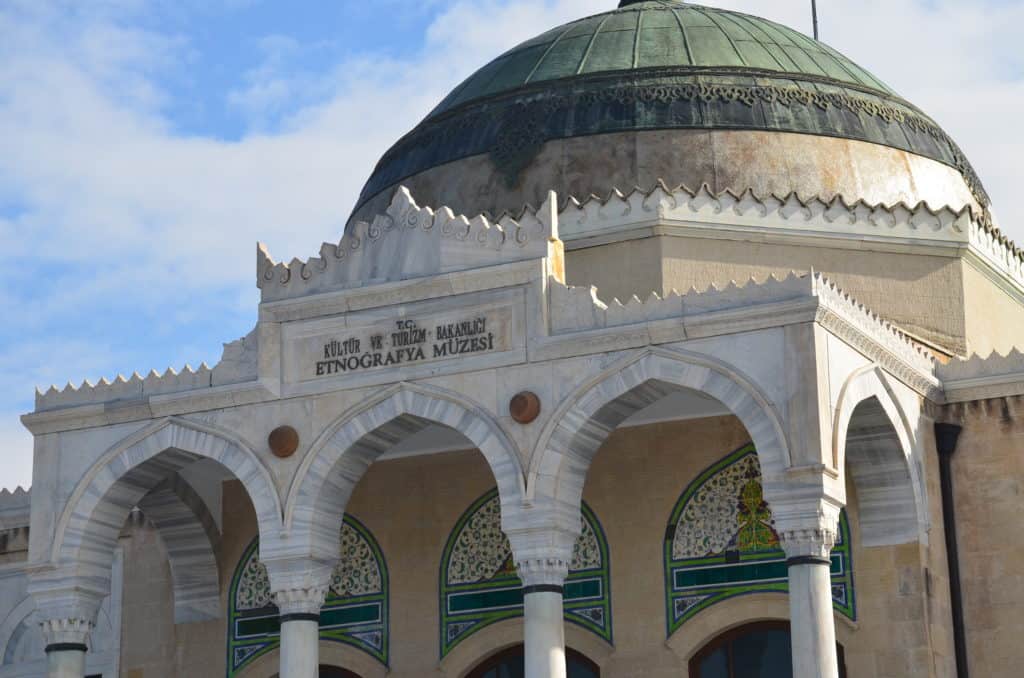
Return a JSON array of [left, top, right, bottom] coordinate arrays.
[[0, 0, 1021, 490]]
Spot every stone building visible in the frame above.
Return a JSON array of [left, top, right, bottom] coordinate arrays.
[[3, 1, 1023, 677]]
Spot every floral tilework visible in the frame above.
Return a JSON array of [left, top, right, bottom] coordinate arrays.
[[664, 443, 856, 636], [226, 515, 389, 676], [440, 488, 612, 657]]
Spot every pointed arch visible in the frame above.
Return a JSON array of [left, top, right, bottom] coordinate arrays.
[[284, 383, 525, 563], [47, 418, 282, 597], [138, 473, 222, 623], [528, 348, 791, 512], [833, 366, 925, 546]]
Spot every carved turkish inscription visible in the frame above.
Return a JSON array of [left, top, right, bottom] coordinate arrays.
[[296, 306, 512, 382]]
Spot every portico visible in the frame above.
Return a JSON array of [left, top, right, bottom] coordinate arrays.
[[18, 185, 938, 678]]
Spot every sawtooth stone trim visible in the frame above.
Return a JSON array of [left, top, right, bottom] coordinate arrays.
[[257, 187, 558, 303]]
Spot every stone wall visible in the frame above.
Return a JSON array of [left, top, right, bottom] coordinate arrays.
[[948, 397, 1024, 677]]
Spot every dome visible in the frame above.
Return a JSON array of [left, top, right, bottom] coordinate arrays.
[[350, 0, 988, 227]]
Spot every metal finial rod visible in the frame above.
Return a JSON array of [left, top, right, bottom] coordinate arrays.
[[812, 0, 820, 40]]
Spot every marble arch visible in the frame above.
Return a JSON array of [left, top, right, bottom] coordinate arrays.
[[45, 417, 281, 594], [528, 348, 791, 511], [285, 383, 525, 563], [137, 473, 222, 623], [832, 366, 926, 546]]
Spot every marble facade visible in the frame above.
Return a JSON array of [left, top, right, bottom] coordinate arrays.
[[2, 181, 1022, 678]]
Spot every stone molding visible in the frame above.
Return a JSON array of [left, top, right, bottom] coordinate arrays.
[[0, 487, 31, 531], [561, 181, 1022, 298], [940, 349, 1024, 403], [33, 328, 257, 413], [257, 186, 559, 302], [549, 270, 942, 400]]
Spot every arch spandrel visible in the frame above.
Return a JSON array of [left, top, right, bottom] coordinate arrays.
[[284, 383, 525, 564], [38, 417, 282, 598], [527, 349, 792, 512]]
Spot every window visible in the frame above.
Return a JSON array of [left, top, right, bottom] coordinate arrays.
[[466, 645, 600, 678], [689, 622, 846, 678]]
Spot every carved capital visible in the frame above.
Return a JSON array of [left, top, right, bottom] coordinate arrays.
[[773, 499, 842, 561], [40, 617, 94, 648], [778, 525, 838, 560], [272, 586, 329, 617], [515, 557, 569, 589]]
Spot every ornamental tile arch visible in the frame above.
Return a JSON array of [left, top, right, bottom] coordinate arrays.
[[664, 443, 856, 637], [439, 488, 611, 658], [228, 514, 389, 675]]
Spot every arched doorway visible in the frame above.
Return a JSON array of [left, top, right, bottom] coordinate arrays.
[[689, 622, 847, 678], [271, 666, 360, 678], [466, 645, 599, 678], [319, 666, 361, 678]]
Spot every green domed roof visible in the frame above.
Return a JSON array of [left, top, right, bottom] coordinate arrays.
[[432, 0, 894, 117], [354, 1, 987, 218]]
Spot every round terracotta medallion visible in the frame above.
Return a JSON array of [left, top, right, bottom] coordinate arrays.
[[268, 425, 300, 458], [509, 391, 541, 425]]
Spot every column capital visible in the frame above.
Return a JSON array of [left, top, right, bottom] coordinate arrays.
[[772, 496, 842, 561], [273, 585, 329, 617], [516, 556, 570, 589], [40, 617, 94, 648], [27, 581, 105, 652]]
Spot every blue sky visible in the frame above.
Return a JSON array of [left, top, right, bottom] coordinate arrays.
[[1, 0, 1022, 491]]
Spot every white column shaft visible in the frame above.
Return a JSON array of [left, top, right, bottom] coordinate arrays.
[[524, 591, 566, 678], [279, 618, 319, 678], [46, 648, 86, 678], [788, 562, 840, 678]]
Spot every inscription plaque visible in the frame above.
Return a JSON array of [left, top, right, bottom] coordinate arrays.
[[292, 306, 513, 382]]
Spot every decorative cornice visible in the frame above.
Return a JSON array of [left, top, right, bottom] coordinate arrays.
[[548, 269, 942, 398], [940, 349, 1024, 402], [560, 181, 1023, 299], [0, 487, 30, 531], [32, 328, 258, 413], [563, 181, 977, 240], [359, 69, 988, 214], [809, 273, 943, 400], [258, 186, 559, 303]]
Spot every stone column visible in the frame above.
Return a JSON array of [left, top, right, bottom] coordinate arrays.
[[274, 585, 328, 678], [778, 509, 841, 678], [518, 558, 569, 678], [263, 555, 334, 678], [41, 618, 92, 678]]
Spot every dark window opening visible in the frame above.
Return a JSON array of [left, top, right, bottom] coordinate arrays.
[[689, 622, 847, 678], [466, 645, 600, 678]]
